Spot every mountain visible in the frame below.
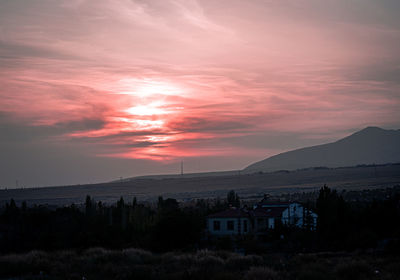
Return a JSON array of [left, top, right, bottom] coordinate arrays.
[[244, 127, 400, 172]]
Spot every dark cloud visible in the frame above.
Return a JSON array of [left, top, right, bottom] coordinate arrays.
[[0, 111, 105, 142], [348, 64, 400, 85], [167, 116, 255, 133], [0, 40, 83, 61]]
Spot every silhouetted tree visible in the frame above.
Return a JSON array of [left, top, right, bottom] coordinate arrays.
[[116, 196, 127, 229], [21, 201, 27, 212], [227, 190, 240, 207], [85, 195, 93, 216], [157, 196, 164, 209], [9, 198, 17, 210], [132, 197, 137, 209], [316, 185, 351, 248]]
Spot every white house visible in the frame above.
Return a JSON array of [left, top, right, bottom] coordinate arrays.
[[207, 199, 317, 236], [207, 208, 252, 236], [255, 201, 317, 230]]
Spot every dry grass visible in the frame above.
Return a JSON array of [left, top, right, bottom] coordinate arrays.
[[245, 267, 280, 280], [0, 249, 399, 280]]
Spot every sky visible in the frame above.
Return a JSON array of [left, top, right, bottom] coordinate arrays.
[[1, 0, 400, 188]]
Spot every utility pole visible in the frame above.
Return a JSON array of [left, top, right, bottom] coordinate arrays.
[[181, 160, 184, 176]]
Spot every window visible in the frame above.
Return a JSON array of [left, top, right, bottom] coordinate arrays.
[[227, 220, 234, 231], [243, 220, 248, 232], [213, 220, 220, 231]]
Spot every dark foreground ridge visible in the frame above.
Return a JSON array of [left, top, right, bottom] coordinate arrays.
[[1, 185, 400, 279], [1, 248, 399, 280]]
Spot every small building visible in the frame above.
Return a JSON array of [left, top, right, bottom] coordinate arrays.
[[207, 198, 317, 236], [252, 207, 279, 234], [255, 199, 317, 230], [207, 208, 252, 236]]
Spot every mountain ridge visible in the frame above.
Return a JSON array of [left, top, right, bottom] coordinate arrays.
[[244, 126, 400, 172], [119, 126, 400, 181]]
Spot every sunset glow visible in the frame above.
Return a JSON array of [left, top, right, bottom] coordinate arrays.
[[1, 0, 400, 186]]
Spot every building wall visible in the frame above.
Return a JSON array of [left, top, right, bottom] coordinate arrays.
[[281, 203, 317, 229], [309, 212, 318, 230], [281, 203, 304, 227], [254, 217, 266, 233], [254, 217, 276, 233], [207, 203, 318, 236], [207, 217, 252, 235], [268, 218, 275, 229]]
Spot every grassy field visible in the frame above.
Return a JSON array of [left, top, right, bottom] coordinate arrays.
[[0, 248, 399, 280], [1, 164, 400, 206]]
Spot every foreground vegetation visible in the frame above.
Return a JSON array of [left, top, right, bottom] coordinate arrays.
[[0, 186, 399, 279], [0, 248, 399, 280], [1, 186, 400, 254]]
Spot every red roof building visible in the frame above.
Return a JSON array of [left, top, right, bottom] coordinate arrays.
[[207, 199, 317, 236]]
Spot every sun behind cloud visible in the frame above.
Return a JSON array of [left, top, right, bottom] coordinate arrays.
[[1, 0, 400, 186], [116, 78, 185, 98]]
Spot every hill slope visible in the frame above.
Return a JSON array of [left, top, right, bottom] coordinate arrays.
[[245, 127, 400, 172]]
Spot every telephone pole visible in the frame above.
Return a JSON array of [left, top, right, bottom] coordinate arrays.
[[181, 160, 184, 175]]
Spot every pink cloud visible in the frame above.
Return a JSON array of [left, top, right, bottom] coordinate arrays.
[[0, 0, 399, 165]]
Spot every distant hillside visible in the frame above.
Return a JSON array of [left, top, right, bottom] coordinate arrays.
[[245, 127, 400, 172], [2, 164, 400, 206], [118, 170, 241, 182]]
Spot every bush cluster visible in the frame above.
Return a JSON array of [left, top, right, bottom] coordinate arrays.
[[1, 248, 399, 280]]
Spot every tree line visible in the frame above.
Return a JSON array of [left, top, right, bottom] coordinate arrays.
[[0, 186, 399, 254], [0, 193, 234, 253]]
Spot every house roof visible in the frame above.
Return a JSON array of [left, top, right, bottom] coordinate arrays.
[[208, 206, 287, 219], [258, 201, 291, 207], [252, 207, 287, 218], [207, 208, 250, 218], [251, 208, 271, 217], [208, 199, 300, 219]]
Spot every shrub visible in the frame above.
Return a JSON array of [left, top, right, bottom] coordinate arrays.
[[213, 271, 242, 280], [225, 255, 263, 271], [123, 248, 154, 264], [161, 252, 196, 273], [245, 266, 280, 280], [197, 254, 225, 269], [0, 250, 51, 277], [335, 260, 372, 280], [293, 260, 334, 280]]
